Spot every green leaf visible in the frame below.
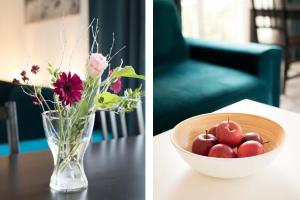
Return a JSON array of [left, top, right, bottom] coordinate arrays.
[[47, 63, 53, 74], [111, 66, 145, 80], [47, 68, 52, 74], [94, 92, 122, 109], [77, 100, 89, 117]]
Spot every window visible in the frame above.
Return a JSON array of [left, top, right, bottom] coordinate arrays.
[[181, 0, 250, 43]]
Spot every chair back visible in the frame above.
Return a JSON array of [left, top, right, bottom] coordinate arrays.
[[0, 101, 19, 154], [251, 0, 300, 93], [97, 101, 144, 140], [251, 0, 300, 47], [251, 0, 289, 45], [0, 81, 53, 144]]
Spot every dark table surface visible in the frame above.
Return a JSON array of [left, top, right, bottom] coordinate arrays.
[[0, 135, 145, 200]]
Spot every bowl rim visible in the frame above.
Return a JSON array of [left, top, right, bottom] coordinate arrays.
[[170, 112, 286, 161]]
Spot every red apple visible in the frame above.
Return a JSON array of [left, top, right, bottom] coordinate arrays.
[[216, 120, 243, 148], [208, 144, 236, 158], [192, 132, 218, 156], [241, 132, 263, 144], [237, 141, 264, 158], [207, 124, 219, 136]]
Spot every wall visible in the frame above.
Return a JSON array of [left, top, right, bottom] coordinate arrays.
[[0, 0, 25, 82], [0, 0, 89, 86]]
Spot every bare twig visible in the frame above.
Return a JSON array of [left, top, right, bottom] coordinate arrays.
[[90, 18, 100, 54], [69, 18, 96, 68], [59, 17, 67, 69], [108, 46, 126, 62], [20, 86, 35, 97], [107, 32, 115, 60], [118, 59, 124, 68]]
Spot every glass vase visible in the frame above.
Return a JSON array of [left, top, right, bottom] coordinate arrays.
[[42, 111, 95, 192]]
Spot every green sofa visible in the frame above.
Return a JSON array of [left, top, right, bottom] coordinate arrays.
[[153, 0, 282, 135], [0, 81, 106, 155]]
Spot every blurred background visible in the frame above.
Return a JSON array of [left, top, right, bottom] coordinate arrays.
[[0, 0, 144, 87], [0, 0, 89, 85], [0, 0, 145, 155], [180, 0, 300, 112], [153, 0, 300, 135]]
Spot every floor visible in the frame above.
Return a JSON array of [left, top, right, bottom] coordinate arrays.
[[280, 62, 300, 113]]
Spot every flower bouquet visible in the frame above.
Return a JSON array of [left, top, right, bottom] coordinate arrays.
[[12, 21, 144, 192]]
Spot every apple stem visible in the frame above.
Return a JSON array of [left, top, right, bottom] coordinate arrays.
[[262, 141, 271, 145], [227, 117, 230, 123], [205, 130, 208, 138]]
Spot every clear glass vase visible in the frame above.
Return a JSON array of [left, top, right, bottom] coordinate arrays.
[[42, 111, 95, 192]]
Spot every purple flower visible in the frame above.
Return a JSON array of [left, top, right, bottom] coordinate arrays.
[[12, 78, 20, 85], [32, 96, 41, 105], [20, 70, 26, 77], [31, 65, 40, 74], [22, 76, 29, 82], [109, 70, 122, 94], [53, 72, 83, 106], [20, 70, 29, 82]]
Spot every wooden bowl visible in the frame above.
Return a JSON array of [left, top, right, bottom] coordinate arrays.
[[171, 113, 285, 178]]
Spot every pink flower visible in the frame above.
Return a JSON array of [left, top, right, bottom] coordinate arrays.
[[87, 53, 108, 77], [53, 72, 83, 106], [109, 70, 122, 94]]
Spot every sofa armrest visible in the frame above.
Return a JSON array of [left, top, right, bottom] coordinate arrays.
[[185, 38, 282, 107]]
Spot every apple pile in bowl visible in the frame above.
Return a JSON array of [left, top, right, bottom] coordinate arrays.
[[171, 113, 285, 178], [192, 119, 268, 158]]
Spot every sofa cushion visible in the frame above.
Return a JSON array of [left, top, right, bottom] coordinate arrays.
[[154, 0, 189, 66], [153, 59, 271, 134]]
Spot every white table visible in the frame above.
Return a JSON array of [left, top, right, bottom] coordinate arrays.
[[154, 99, 300, 200]]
